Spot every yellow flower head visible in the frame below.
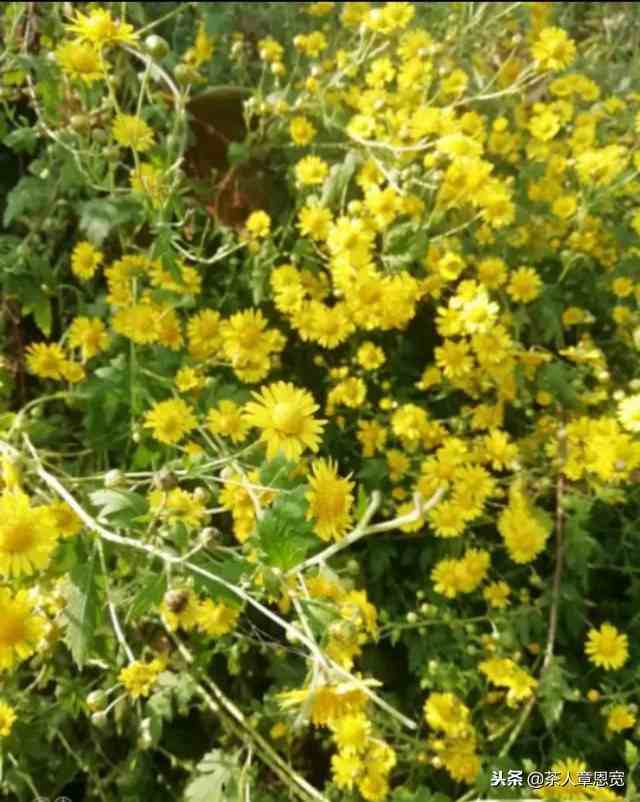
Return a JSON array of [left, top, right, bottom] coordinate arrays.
[[144, 398, 198, 445], [306, 458, 354, 542], [112, 114, 155, 152], [585, 623, 629, 671], [532, 27, 576, 71], [0, 701, 16, 737], [26, 343, 68, 380], [71, 241, 103, 280], [119, 658, 165, 699], [56, 39, 105, 83], [243, 381, 326, 461], [0, 588, 46, 671], [66, 8, 138, 46]]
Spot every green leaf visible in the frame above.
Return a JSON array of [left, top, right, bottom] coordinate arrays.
[[64, 540, 102, 669], [184, 749, 240, 802], [254, 487, 317, 571], [3, 176, 50, 226], [189, 552, 250, 604], [23, 293, 52, 336], [129, 568, 167, 621], [3, 125, 38, 154], [89, 489, 148, 525], [321, 149, 360, 209], [537, 656, 572, 730]]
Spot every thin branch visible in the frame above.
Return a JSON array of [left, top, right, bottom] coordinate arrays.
[[290, 486, 446, 575], [168, 632, 330, 802], [23, 436, 417, 730], [498, 427, 567, 758]]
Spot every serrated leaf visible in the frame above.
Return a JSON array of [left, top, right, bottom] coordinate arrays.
[[537, 657, 571, 730], [128, 569, 167, 621], [255, 492, 317, 571], [3, 176, 50, 226], [189, 552, 250, 604], [184, 749, 239, 802], [64, 540, 101, 669], [89, 489, 148, 524]]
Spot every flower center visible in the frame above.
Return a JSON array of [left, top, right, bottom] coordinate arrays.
[[2, 522, 34, 555], [272, 402, 303, 436]]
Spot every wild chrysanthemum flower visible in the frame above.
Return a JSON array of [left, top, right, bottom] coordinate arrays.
[[148, 488, 206, 529], [424, 692, 472, 738], [298, 205, 332, 241], [144, 398, 197, 445], [196, 600, 240, 636], [119, 658, 165, 698], [617, 394, 640, 433], [585, 623, 629, 670], [26, 343, 67, 380], [206, 400, 249, 444], [243, 381, 326, 461], [483, 580, 511, 609], [245, 210, 271, 239], [68, 317, 109, 360], [71, 241, 103, 280], [0, 701, 16, 737], [66, 7, 138, 46], [606, 704, 636, 734], [56, 39, 105, 82], [0, 491, 60, 577], [331, 713, 371, 753], [306, 459, 354, 542], [0, 588, 46, 671], [532, 27, 576, 71], [290, 116, 316, 146], [507, 267, 542, 303], [112, 114, 155, 152], [295, 155, 329, 186]]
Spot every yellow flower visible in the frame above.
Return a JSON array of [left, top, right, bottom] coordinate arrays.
[[332, 750, 363, 790], [606, 703, 636, 734], [290, 116, 316, 146], [112, 114, 155, 152], [160, 588, 200, 632], [144, 398, 198, 445], [71, 241, 103, 280], [585, 623, 629, 670], [243, 381, 326, 461], [68, 317, 109, 360], [295, 155, 329, 186], [0, 588, 46, 671], [507, 267, 542, 303], [483, 580, 511, 609], [298, 205, 332, 241], [0, 491, 60, 578], [26, 342, 67, 380], [119, 658, 165, 699], [56, 39, 105, 83], [356, 342, 385, 370], [148, 488, 207, 529], [532, 27, 576, 71], [0, 701, 16, 737], [245, 210, 271, 239], [330, 713, 371, 753], [183, 22, 214, 68], [197, 600, 240, 636], [206, 400, 249, 444], [66, 8, 138, 46], [306, 458, 354, 542], [618, 394, 640, 433], [424, 692, 472, 738]]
